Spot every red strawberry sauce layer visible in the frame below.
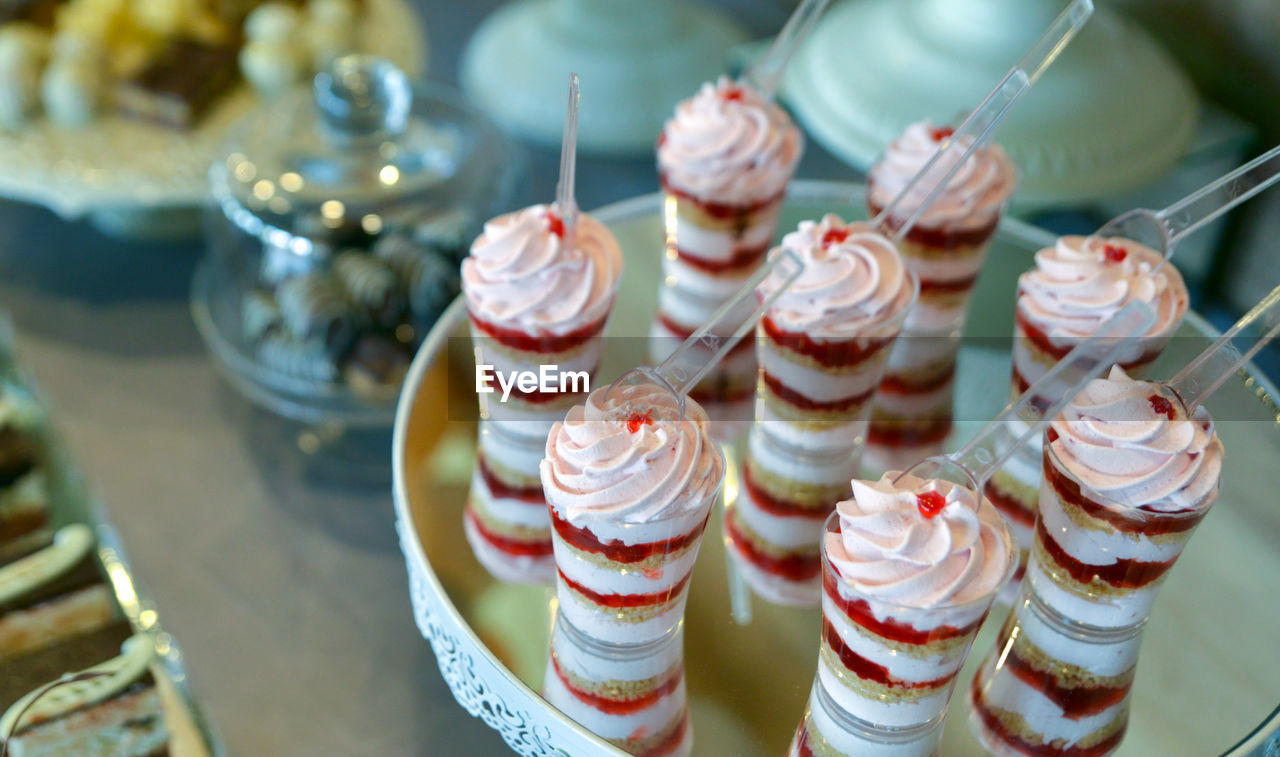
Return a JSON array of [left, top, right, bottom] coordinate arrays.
[[866, 417, 952, 448], [477, 453, 545, 504], [469, 311, 606, 354], [918, 272, 980, 295], [866, 195, 1000, 249], [823, 618, 952, 691], [672, 241, 770, 274], [464, 507, 553, 557], [793, 723, 816, 757], [761, 372, 877, 414], [724, 509, 821, 582], [558, 569, 692, 609], [822, 567, 981, 645], [550, 651, 683, 715], [995, 628, 1134, 720], [1035, 519, 1175, 590], [971, 676, 1128, 757], [761, 316, 894, 369], [983, 478, 1036, 530], [879, 363, 957, 395], [637, 712, 690, 757], [1014, 310, 1165, 370], [550, 508, 709, 563], [1042, 450, 1206, 536], [659, 172, 785, 220], [742, 462, 839, 520]]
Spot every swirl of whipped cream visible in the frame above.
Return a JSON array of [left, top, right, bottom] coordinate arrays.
[[1049, 366, 1223, 510], [541, 384, 724, 524], [867, 120, 1015, 232], [758, 214, 913, 338], [462, 203, 623, 334], [1018, 235, 1187, 340], [658, 76, 803, 206], [825, 473, 1012, 607]]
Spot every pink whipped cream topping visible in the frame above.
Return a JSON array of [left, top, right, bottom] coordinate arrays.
[[1018, 235, 1188, 340], [758, 214, 913, 338], [867, 120, 1015, 232], [462, 203, 623, 334], [1050, 366, 1223, 510], [825, 472, 1012, 607], [541, 384, 724, 524], [657, 76, 802, 206]]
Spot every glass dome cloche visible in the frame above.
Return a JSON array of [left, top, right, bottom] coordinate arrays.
[[193, 55, 518, 428]]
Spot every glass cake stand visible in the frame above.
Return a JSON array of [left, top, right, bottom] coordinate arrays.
[[391, 181, 1280, 756]]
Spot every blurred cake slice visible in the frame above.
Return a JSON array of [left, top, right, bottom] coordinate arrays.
[[0, 524, 116, 662], [1, 633, 168, 757], [0, 383, 48, 544]]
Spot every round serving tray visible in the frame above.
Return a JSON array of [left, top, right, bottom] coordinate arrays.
[[0, 0, 424, 239], [392, 181, 1280, 756]]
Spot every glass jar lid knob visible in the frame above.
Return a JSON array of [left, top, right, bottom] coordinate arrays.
[[314, 55, 412, 144]]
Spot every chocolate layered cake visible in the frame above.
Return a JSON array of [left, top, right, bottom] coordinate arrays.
[[0, 525, 115, 660], [2, 632, 168, 757], [0, 382, 48, 543]]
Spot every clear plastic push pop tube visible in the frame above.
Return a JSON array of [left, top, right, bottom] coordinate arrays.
[[969, 282, 1280, 756]]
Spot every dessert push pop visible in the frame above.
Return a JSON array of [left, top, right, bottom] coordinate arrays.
[[462, 73, 623, 583], [986, 142, 1280, 597], [787, 300, 1155, 757], [649, 0, 826, 437], [542, 252, 803, 647], [863, 0, 1094, 472], [542, 610, 692, 757], [969, 283, 1280, 757], [725, 216, 917, 607], [463, 72, 621, 442]]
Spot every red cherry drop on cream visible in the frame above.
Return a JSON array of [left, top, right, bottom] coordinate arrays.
[[545, 211, 565, 238], [930, 126, 955, 142], [917, 491, 947, 519], [626, 411, 654, 433], [821, 227, 850, 249], [1148, 394, 1175, 420], [722, 87, 745, 102], [1103, 244, 1127, 263]]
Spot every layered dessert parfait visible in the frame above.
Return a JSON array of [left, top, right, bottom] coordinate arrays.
[[865, 120, 1016, 469], [815, 473, 1013, 734], [463, 202, 623, 442], [1, 380, 48, 543], [968, 583, 1141, 757], [788, 679, 945, 757], [543, 611, 691, 757], [541, 383, 725, 646], [1027, 365, 1222, 629], [651, 75, 803, 433], [463, 420, 554, 584], [985, 235, 1190, 595], [726, 429, 857, 606], [726, 215, 916, 605]]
